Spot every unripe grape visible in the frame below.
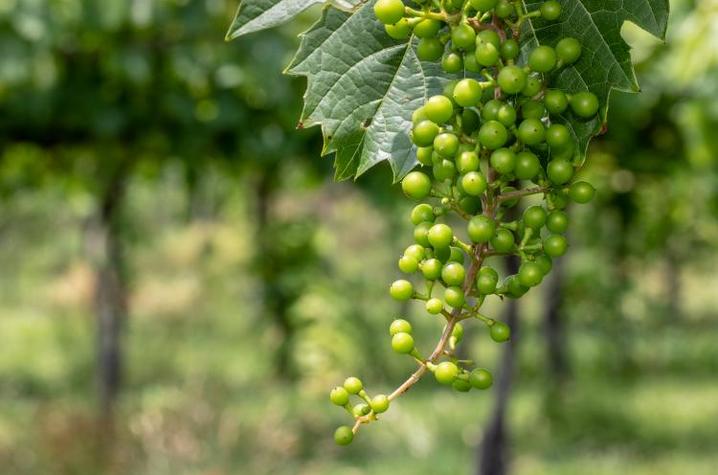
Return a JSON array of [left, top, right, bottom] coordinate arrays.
[[461, 171, 488, 196], [428, 223, 453, 249], [522, 100, 546, 119], [404, 245, 426, 262], [518, 118, 546, 145], [463, 52, 481, 72], [477, 266, 499, 294], [491, 228, 515, 253], [330, 386, 350, 406], [391, 332, 415, 354], [412, 106, 428, 126], [461, 109, 480, 134], [390, 319, 413, 336], [444, 286, 465, 308], [515, 151, 541, 180], [398, 255, 419, 273], [385, 19, 412, 40], [414, 221, 432, 247], [411, 204, 435, 225], [442, 52, 463, 73], [453, 377, 472, 392], [449, 246, 464, 263], [453, 78, 482, 107], [370, 394, 390, 414], [460, 196, 481, 215], [544, 234, 568, 257], [498, 65, 527, 94], [442, 262, 466, 286], [353, 403, 371, 417], [535, 253, 553, 275], [540, 1, 562, 20], [556, 37, 582, 64], [479, 120, 509, 150], [490, 148, 516, 175], [334, 426, 354, 446], [344, 376, 363, 394], [417, 37, 444, 61], [424, 96, 454, 125], [452, 323, 464, 343], [477, 30, 501, 49], [468, 215, 496, 243], [506, 275, 529, 298], [569, 181, 596, 203], [374, 0, 405, 25], [544, 90, 568, 114], [433, 159, 456, 181], [546, 123, 571, 149], [402, 171, 432, 199], [546, 210, 569, 233], [456, 151, 480, 174], [490, 321, 511, 342], [414, 19, 442, 38], [421, 258, 442, 280], [475, 42, 499, 66], [434, 132, 460, 158], [416, 146, 433, 166], [482, 99, 502, 121], [434, 361, 459, 385], [451, 23, 476, 50], [495, 0, 515, 18], [390, 279, 414, 301], [412, 120, 439, 147], [547, 159, 574, 185], [497, 103, 517, 126], [471, 0, 498, 11], [522, 75, 543, 97], [518, 261, 544, 287], [426, 298, 444, 314], [523, 206, 547, 229], [501, 39, 519, 60], [469, 368, 493, 389], [570, 91, 599, 118], [529, 45, 557, 73]]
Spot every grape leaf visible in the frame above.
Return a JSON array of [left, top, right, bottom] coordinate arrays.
[[225, 0, 361, 40], [522, 0, 670, 163]]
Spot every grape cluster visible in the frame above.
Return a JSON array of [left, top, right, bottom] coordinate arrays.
[[330, 0, 599, 445]]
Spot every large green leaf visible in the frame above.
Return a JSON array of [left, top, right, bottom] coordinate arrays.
[[225, 0, 360, 40]]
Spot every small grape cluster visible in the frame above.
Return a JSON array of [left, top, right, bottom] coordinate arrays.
[[330, 0, 598, 446]]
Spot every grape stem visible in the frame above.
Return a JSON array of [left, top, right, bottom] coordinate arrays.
[[497, 186, 547, 203]]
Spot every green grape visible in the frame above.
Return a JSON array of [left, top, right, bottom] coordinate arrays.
[[544, 89, 568, 114], [414, 19, 442, 38], [495, 0, 515, 18], [442, 262, 466, 286], [412, 120, 440, 147], [497, 103, 517, 126], [444, 286, 465, 308], [490, 321, 511, 342], [416, 146, 433, 166], [518, 118, 546, 145], [521, 100, 546, 119], [523, 205, 547, 229], [421, 258, 442, 280], [424, 95, 454, 124], [547, 159, 574, 185], [544, 234, 568, 257], [452, 23, 476, 50], [398, 255, 419, 273], [452, 323, 464, 342], [535, 253, 553, 275], [498, 65, 527, 94], [518, 261, 543, 287], [546, 123, 571, 149], [330, 386, 350, 406], [477, 30, 501, 49], [461, 109, 480, 134], [412, 107, 428, 126], [442, 52, 463, 73], [391, 332, 415, 354], [477, 266, 499, 294], [506, 275, 529, 298], [490, 148, 516, 175], [463, 51, 482, 72], [434, 361, 459, 384], [556, 37, 582, 64], [414, 222, 432, 247], [457, 151, 480, 174], [529, 45, 557, 73], [461, 171, 488, 196], [491, 228, 515, 253], [389, 318, 411, 336], [417, 37, 445, 61], [402, 171, 432, 199], [522, 75, 543, 97], [540, 0, 562, 20], [453, 78, 482, 107], [546, 210, 569, 234], [434, 132, 460, 158], [570, 91, 599, 118], [433, 159, 456, 181], [426, 298, 444, 314], [411, 204, 435, 225], [501, 39, 520, 60], [471, 0, 498, 11], [344, 376, 363, 394], [385, 19, 412, 40], [450, 246, 464, 263], [453, 377, 472, 392], [428, 223, 454, 249], [353, 403, 371, 417], [468, 215, 496, 243], [569, 181, 596, 203], [370, 395, 390, 414], [460, 196, 482, 215], [475, 42, 499, 66], [334, 426, 354, 446], [479, 120, 509, 150], [404, 244, 426, 261], [469, 368, 493, 389], [374, 0, 405, 25], [390, 279, 414, 301]]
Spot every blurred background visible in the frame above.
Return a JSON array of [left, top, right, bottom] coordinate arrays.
[[0, 0, 716, 474]]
